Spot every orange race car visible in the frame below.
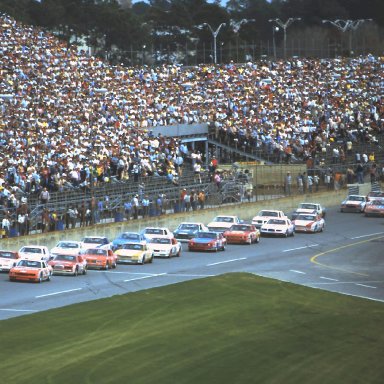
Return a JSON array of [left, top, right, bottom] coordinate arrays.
[[224, 224, 260, 245], [81, 248, 117, 270], [9, 259, 52, 283]]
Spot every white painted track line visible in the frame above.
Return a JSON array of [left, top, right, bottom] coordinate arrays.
[[207, 257, 247, 266], [36, 288, 82, 298]]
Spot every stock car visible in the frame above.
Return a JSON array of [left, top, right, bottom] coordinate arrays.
[[80, 236, 111, 250], [291, 203, 326, 219], [188, 231, 226, 252], [366, 191, 384, 202], [141, 227, 174, 241], [18, 245, 50, 262], [112, 232, 144, 250], [173, 222, 209, 242], [114, 242, 154, 264], [50, 241, 83, 257], [340, 195, 367, 213], [9, 259, 52, 283], [223, 224, 260, 244], [260, 218, 295, 237], [251, 210, 287, 229], [81, 248, 117, 270], [292, 214, 325, 233], [207, 216, 241, 233], [49, 253, 87, 276], [147, 237, 182, 258], [0, 250, 20, 272], [364, 199, 384, 217]]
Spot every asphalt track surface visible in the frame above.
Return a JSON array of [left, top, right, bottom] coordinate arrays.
[[1, 207, 384, 320]]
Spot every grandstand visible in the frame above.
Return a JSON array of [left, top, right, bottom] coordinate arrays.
[[0, 14, 383, 236]]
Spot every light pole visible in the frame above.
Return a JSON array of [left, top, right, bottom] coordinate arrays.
[[269, 18, 301, 58], [197, 22, 226, 64], [322, 19, 373, 55], [229, 18, 255, 62], [272, 25, 279, 60]]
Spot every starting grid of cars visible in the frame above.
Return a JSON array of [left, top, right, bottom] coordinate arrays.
[[1, 193, 384, 283]]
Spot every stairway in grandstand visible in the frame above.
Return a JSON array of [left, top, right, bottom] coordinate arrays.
[[207, 137, 273, 164]]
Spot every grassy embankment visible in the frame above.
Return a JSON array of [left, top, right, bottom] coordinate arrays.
[[1, 273, 383, 384]]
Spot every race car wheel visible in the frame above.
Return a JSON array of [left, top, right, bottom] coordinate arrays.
[[176, 248, 181, 257], [284, 231, 288, 238], [38, 273, 43, 283], [104, 264, 109, 270], [74, 268, 78, 277], [255, 236, 260, 243], [47, 274, 51, 281], [83, 267, 87, 275], [221, 244, 226, 251], [150, 255, 154, 263], [291, 231, 295, 237]]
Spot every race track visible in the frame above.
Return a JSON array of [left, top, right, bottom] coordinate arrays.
[[1, 207, 384, 320]]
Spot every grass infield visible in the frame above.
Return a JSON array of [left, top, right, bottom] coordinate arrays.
[[1, 273, 384, 384]]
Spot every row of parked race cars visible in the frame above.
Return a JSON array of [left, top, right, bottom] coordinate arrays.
[[1, 194, 383, 283]]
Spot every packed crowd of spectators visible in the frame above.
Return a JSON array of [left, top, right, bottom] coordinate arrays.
[[0, 14, 383, 232]]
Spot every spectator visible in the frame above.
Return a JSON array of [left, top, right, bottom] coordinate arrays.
[[39, 187, 50, 206], [284, 172, 292, 196], [356, 162, 364, 184], [198, 190, 205, 210]]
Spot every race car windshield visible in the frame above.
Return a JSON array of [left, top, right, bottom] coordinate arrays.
[[268, 219, 286, 225], [145, 229, 164, 234], [230, 225, 251, 231], [57, 242, 79, 249], [213, 217, 234, 223], [150, 238, 171, 244], [197, 232, 216, 239], [178, 224, 198, 230], [54, 255, 76, 261], [18, 260, 42, 268], [300, 204, 316, 209], [0, 251, 17, 259], [260, 211, 278, 217], [349, 196, 365, 201], [296, 215, 316, 221], [20, 247, 42, 254], [120, 233, 140, 240], [84, 249, 107, 255], [82, 238, 106, 244], [121, 244, 144, 250]]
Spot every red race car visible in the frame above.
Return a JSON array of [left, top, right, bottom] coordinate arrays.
[[224, 224, 260, 244]]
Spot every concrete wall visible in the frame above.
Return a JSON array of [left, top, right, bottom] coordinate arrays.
[[0, 188, 349, 251]]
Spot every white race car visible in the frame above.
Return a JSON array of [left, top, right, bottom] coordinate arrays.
[[50, 241, 83, 257], [147, 237, 182, 258], [260, 218, 295, 237], [18, 245, 51, 262], [251, 210, 287, 229], [0, 250, 20, 272], [292, 203, 326, 219], [340, 195, 367, 213], [141, 227, 174, 241], [207, 216, 242, 233], [292, 214, 325, 233]]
